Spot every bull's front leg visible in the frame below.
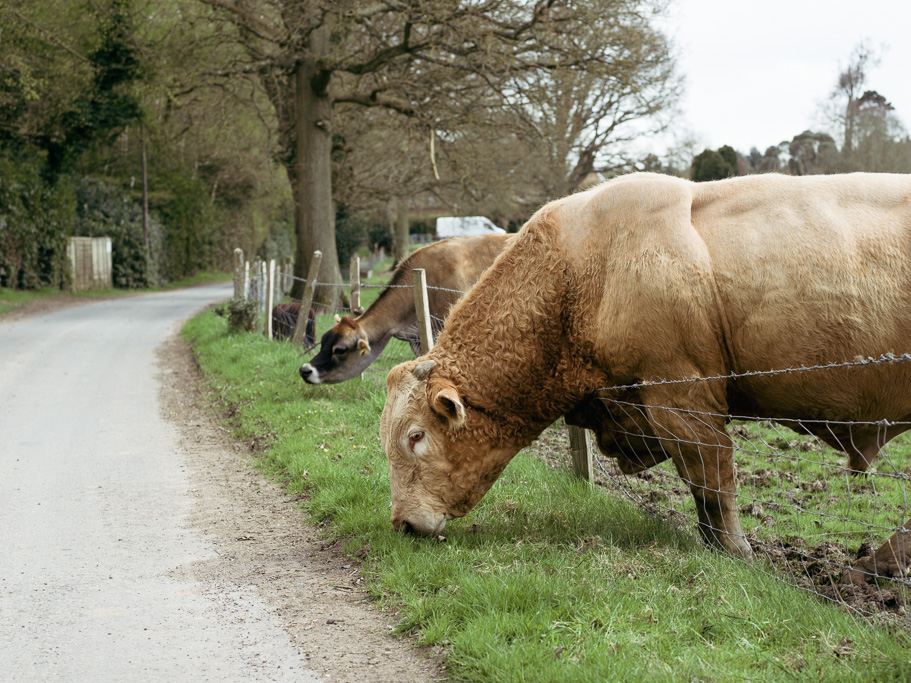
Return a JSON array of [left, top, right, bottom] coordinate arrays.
[[642, 397, 751, 559]]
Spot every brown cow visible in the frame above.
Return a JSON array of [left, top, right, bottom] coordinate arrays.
[[299, 234, 509, 384], [380, 172, 911, 580]]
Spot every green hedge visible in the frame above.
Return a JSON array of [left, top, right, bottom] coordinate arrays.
[[0, 150, 75, 289]]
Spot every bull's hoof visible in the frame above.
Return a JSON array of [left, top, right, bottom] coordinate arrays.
[[840, 556, 876, 585], [840, 555, 907, 585]]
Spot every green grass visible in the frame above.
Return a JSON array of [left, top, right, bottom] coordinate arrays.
[[183, 310, 911, 682], [0, 287, 61, 315], [0, 271, 232, 316]]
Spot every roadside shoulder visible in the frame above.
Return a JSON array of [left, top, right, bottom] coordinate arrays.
[[157, 333, 442, 682]]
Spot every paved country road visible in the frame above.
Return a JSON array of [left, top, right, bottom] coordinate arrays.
[[0, 285, 437, 682]]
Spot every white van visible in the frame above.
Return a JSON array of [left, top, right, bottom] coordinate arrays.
[[435, 216, 506, 239]]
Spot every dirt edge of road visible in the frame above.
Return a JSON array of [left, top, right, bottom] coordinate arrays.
[[157, 332, 445, 682]]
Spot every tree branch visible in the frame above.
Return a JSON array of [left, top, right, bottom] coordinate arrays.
[[7, 7, 91, 64]]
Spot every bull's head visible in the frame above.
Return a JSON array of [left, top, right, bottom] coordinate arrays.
[[299, 314, 387, 384], [380, 358, 519, 536]]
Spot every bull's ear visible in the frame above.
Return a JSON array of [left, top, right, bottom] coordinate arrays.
[[412, 359, 436, 381], [334, 314, 342, 323], [357, 338, 371, 356], [432, 385, 465, 429]]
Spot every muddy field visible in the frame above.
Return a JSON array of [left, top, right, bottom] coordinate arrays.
[[528, 417, 911, 623]]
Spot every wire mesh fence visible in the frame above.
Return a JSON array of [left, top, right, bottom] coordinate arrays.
[[235, 258, 911, 624], [572, 358, 911, 624]]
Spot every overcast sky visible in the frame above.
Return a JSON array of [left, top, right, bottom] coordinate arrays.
[[661, 0, 911, 155]]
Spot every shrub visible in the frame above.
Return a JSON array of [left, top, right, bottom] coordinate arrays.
[[215, 297, 260, 334], [73, 177, 165, 288], [152, 168, 220, 282], [0, 149, 75, 289]]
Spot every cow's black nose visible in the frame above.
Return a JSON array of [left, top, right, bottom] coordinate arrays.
[[299, 365, 312, 379]]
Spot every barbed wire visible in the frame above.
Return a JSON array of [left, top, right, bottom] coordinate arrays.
[[361, 282, 469, 296], [599, 353, 911, 393]]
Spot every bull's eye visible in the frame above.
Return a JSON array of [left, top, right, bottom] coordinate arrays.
[[332, 345, 348, 356], [408, 431, 425, 451]]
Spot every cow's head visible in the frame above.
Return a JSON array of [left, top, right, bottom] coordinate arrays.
[[299, 313, 385, 384], [380, 358, 519, 536]]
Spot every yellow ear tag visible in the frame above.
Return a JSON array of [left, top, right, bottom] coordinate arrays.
[[357, 338, 370, 356]]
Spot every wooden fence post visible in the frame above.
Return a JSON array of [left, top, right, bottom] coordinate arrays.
[[350, 254, 361, 313], [569, 425, 593, 482], [233, 248, 244, 299], [251, 258, 261, 303], [412, 268, 433, 354], [264, 259, 275, 339], [243, 261, 250, 300], [284, 256, 293, 294], [292, 250, 322, 346], [260, 260, 268, 314]]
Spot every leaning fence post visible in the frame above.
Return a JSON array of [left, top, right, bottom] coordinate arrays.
[[412, 268, 433, 354], [350, 255, 361, 313], [233, 248, 244, 299], [264, 259, 275, 339], [292, 250, 322, 346], [569, 425, 593, 482]]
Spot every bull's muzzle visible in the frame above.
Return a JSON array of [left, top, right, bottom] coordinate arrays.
[[391, 511, 446, 537]]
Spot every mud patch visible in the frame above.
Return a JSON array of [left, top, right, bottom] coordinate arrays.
[[750, 536, 910, 620]]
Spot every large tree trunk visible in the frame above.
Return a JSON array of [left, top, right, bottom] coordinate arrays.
[[289, 26, 343, 306], [393, 196, 410, 265]]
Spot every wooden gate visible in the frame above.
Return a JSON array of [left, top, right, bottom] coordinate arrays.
[[67, 237, 113, 291]]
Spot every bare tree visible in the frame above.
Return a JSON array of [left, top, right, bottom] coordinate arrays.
[[196, 1, 678, 301], [821, 42, 879, 157], [819, 42, 911, 173]]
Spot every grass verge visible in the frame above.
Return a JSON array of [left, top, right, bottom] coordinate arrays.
[[184, 310, 911, 682], [0, 287, 62, 315]]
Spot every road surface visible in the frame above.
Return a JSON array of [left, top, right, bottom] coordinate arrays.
[[0, 285, 435, 682]]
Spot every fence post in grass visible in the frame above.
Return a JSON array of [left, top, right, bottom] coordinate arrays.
[[233, 248, 244, 299], [350, 254, 361, 313], [264, 259, 275, 339], [569, 425, 593, 482], [242, 261, 250, 300], [413, 268, 433, 354], [292, 250, 322, 347]]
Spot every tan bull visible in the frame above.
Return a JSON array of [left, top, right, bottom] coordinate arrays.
[[381, 172, 911, 580]]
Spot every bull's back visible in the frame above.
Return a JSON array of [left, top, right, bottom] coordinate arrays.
[[691, 175, 911, 415], [557, 173, 911, 422]]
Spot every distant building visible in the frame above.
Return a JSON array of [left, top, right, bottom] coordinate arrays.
[[435, 216, 507, 239]]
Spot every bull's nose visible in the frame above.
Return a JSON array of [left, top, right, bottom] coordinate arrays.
[[395, 519, 421, 536], [299, 364, 312, 379]]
